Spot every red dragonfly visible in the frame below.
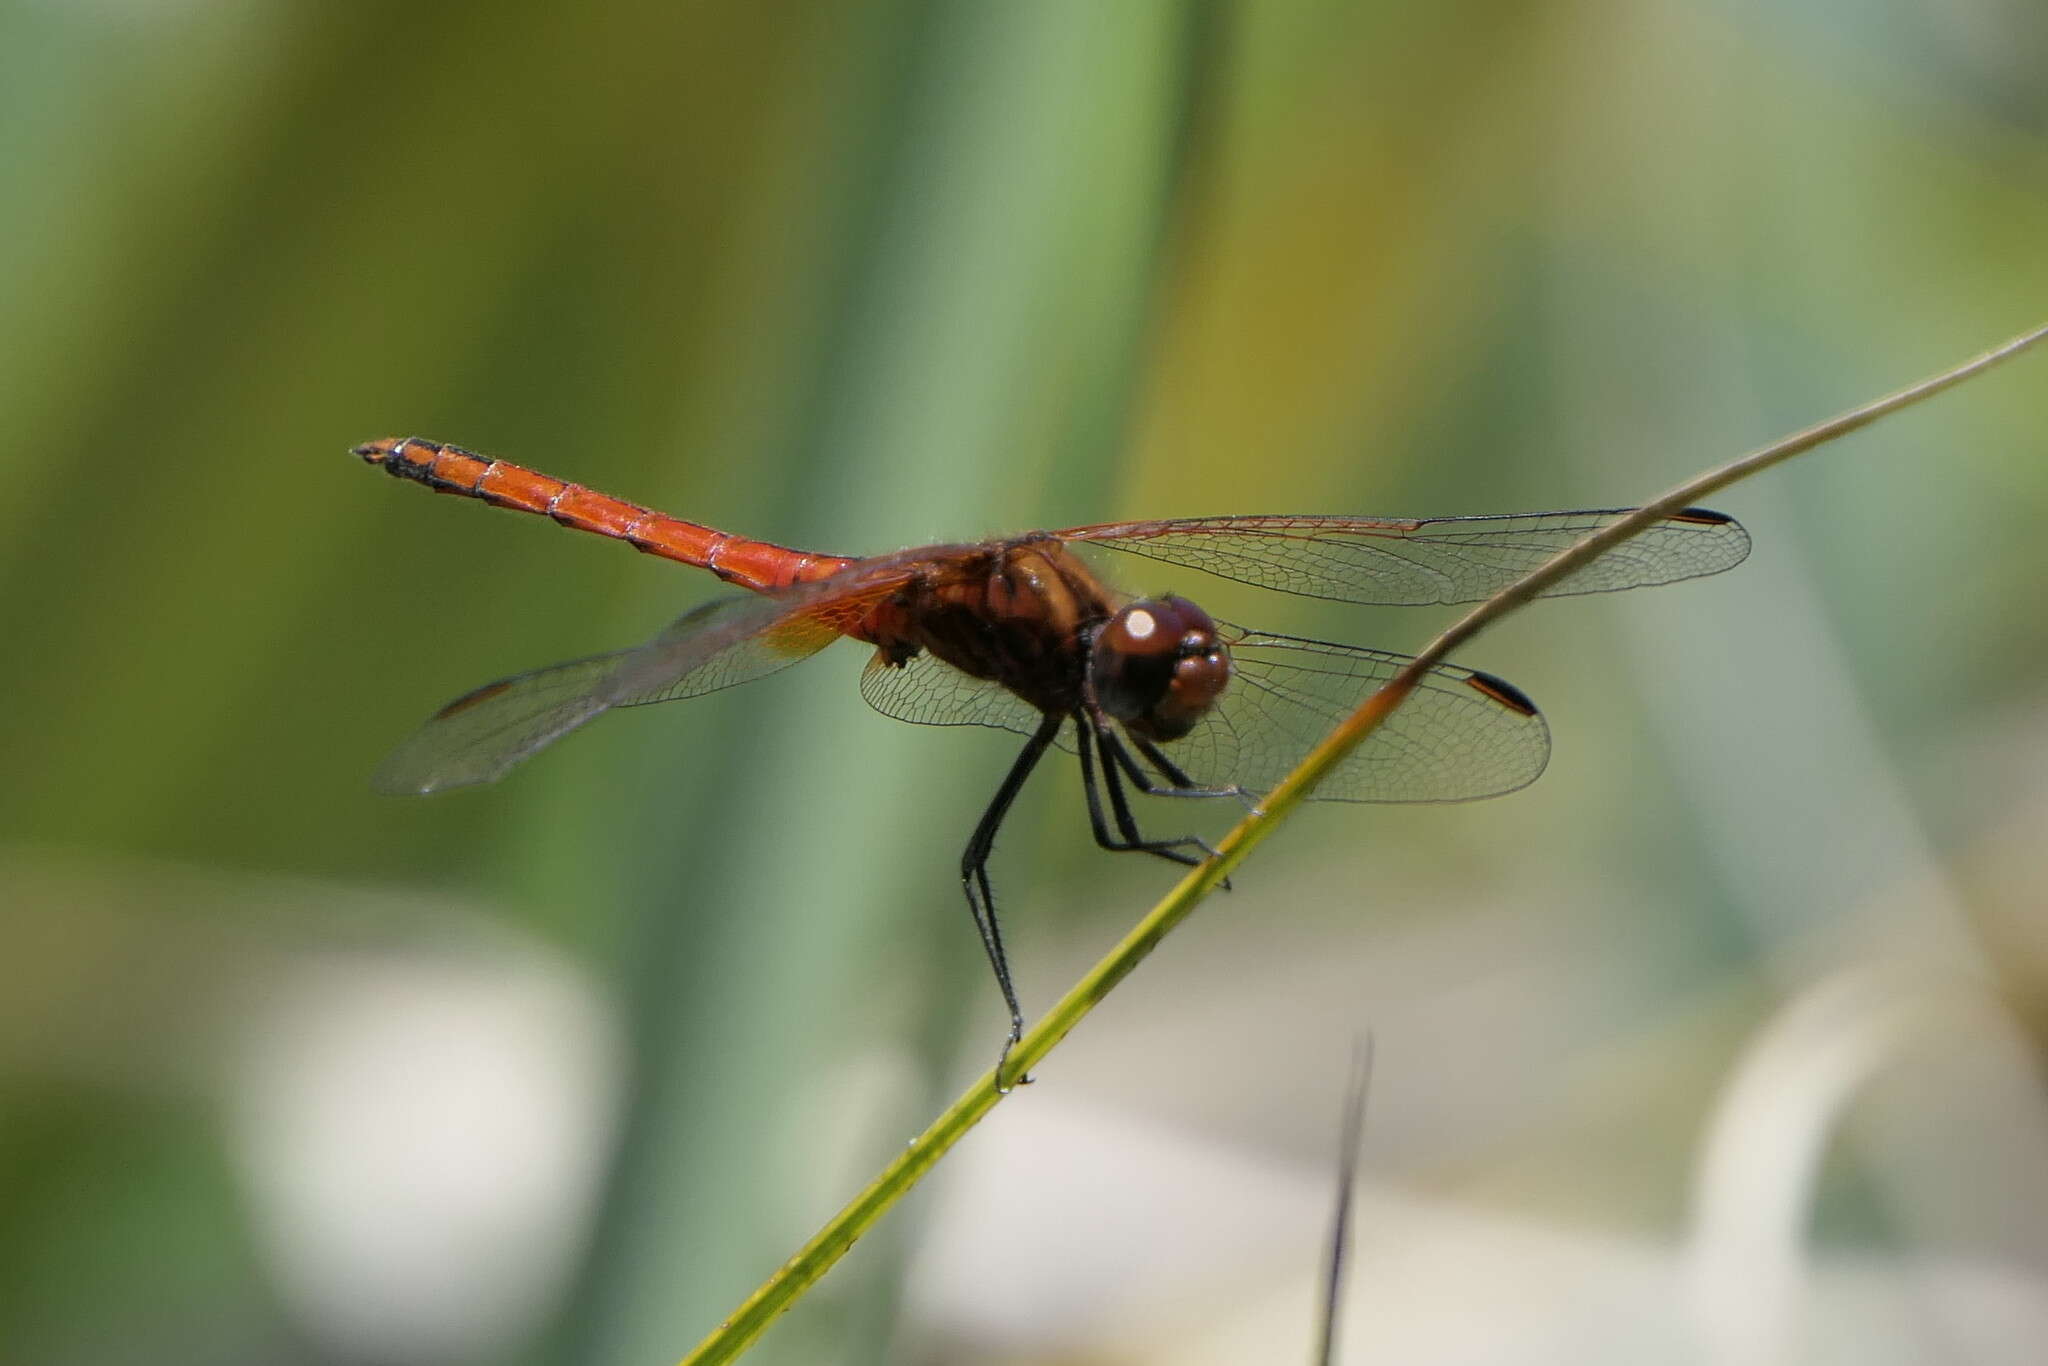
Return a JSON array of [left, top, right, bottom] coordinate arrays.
[[357, 436, 1748, 1076]]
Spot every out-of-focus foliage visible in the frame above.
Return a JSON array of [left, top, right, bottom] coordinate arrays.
[[2, 3, 2045, 1364]]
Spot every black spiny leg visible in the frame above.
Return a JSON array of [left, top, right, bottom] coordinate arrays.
[[962, 713, 1062, 1091], [1078, 715, 1223, 869], [1119, 730, 1250, 805]]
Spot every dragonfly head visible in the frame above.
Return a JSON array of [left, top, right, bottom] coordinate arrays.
[[1090, 595, 1230, 742]]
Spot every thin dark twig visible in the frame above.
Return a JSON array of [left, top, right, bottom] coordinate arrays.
[[1315, 1035, 1376, 1366]]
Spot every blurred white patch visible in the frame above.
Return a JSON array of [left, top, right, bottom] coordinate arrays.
[[907, 1089, 2048, 1364], [905, 1090, 1706, 1363], [906, 1092, 1325, 1354], [1689, 961, 2048, 1366], [227, 933, 620, 1365]]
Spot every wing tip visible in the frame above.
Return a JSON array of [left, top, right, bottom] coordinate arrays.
[[1676, 506, 1752, 563], [369, 759, 472, 797], [1462, 669, 1540, 717], [1671, 506, 1736, 526]]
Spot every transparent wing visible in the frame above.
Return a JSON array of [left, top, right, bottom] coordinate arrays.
[[374, 651, 630, 796], [1063, 509, 1749, 606], [373, 591, 853, 795], [611, 595, 848, 707], [1148, 625, 1552, 803], [858, 648, 1055, 741]]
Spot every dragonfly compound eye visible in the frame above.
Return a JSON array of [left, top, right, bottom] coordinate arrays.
[[1091, 596, 1230, 742]]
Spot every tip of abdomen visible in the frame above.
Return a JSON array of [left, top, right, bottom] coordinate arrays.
[[353, 436, 442, 465]]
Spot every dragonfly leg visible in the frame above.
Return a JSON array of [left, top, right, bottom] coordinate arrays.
[[962, 713, 1061, 1091], [1081, 724, 1204, 864], [1124, 732, 1253, 808], [1077, 718, 1215, 868]]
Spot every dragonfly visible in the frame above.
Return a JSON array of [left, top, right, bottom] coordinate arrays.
[[356, 436, 1749, 1081]]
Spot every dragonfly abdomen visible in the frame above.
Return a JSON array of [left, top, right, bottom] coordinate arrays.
[[353, 437, 853, 592]]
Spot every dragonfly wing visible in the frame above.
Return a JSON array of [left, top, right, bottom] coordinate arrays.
[[373, 651, 635, 795], [1147, 626, 1551, 803], [374, 592, 851, 796], [859, 649, 1081, 753], [612, 594, 849, 706], [1066, 509, 1749, 606]]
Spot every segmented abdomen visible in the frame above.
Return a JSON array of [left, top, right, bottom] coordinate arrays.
[[354, 437, 854, 593]]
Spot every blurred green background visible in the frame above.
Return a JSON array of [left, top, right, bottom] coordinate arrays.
[[5, 2, 2047, 1363]]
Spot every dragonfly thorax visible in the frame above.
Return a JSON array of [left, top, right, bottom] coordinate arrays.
[[1089, 596, 1230, 742], [864, 541, 1120, 717]]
